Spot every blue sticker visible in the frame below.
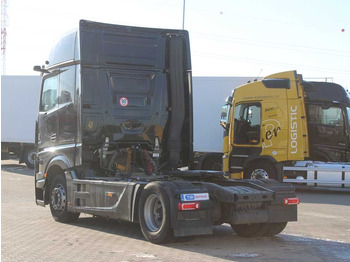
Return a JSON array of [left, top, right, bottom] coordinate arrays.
[[180, 193, 209, 202]]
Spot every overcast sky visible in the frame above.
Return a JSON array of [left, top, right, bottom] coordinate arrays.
[[4, 0, 350, 89]]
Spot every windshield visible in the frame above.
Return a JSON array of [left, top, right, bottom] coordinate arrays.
[[347, 107, 350, 128]]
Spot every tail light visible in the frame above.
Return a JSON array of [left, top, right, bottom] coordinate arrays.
[[178, 202, 200, 211], [283, 197, 300, 205]]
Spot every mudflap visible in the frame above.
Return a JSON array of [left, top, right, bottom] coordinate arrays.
[[160, 181, 214, 237]]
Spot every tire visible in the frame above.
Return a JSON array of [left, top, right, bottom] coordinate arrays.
[[24, 147, 36, 169], [231, 223, 268, 238], [201, 156, 222, 171], [244, 162, 277, 180], [264, 222, 287, 236], [49, 175, 80, 223], [139, 183, 173, 244]]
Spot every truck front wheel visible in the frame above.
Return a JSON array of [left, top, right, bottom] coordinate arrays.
[[49, 175, 80, 223], [244, 162, 277, 180], [139, 183, 173, 244], [231, 223, 268, 237]]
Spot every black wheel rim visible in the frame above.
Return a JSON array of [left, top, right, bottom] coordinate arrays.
[[27, 151, 36, 165], [51, 184, 66, 213]]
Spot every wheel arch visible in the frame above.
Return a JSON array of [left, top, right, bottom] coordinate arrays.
[[243, 156, 277, 169], [243, 156, 282, 181], [43, 155, 77, 204], [199, 152, 223, 170]]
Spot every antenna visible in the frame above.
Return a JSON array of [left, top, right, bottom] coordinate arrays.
[[255, 68, 263, 81]]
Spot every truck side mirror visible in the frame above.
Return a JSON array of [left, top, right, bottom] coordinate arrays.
[[220, 104, 230, 129], [225, 95, 233, 106], [33, 65, 50, 75]]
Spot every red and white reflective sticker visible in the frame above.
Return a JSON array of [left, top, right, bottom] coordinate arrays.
[[119, 97, 129, 107]]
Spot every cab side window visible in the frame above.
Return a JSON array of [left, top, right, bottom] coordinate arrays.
[[307, 104, 346, 158], [58, 67, 75, 105], [40, 76, 59, 112], [307, 105, 343, 127], [234, 103, 261, 144]]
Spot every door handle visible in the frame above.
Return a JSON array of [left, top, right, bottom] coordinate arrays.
[[339, 143, 346, 146]]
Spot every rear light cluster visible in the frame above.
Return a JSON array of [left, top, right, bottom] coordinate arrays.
[[283, 197, 300, 205], [178, 202, 200, 211]]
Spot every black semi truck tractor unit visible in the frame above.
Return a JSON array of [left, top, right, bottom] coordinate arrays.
[[34, 20, 299, 244]]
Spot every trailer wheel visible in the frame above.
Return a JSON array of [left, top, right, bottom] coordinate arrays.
[[139, 183, 173, 244], [264, 222, 287, 236], [49, 175, 80, 223], [244, 162, 277, 180], [24, 147, 36, 169], [231, 223, 268, 237]]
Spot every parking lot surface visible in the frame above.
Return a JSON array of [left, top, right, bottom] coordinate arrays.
[[2, 159, 350, 262]]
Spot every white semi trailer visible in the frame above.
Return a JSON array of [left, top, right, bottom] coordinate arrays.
[[1, 75, 41, 168], [192, 76, 253, 169]]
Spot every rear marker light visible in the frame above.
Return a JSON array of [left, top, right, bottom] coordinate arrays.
[[178, 202, 200, 211], [283, 197, 300, 205]]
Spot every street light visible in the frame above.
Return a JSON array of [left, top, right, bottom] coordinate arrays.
[[182, 0, 185, 30]]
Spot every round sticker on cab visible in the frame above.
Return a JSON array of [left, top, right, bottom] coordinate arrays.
[[119, 97, 129, 107]]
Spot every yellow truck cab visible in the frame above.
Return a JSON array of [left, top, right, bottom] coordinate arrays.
[[221, 71, 350, 186]]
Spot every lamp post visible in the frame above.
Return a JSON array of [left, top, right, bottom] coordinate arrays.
[[182, 0, 186, 30]]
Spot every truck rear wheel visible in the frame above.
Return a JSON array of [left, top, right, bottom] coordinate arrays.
[[244, 162, 277, 180], [139, 183, 173, 244], [49, 175, 80, 223], [231, 223, 268, 237], [264, 222, 287, 236]]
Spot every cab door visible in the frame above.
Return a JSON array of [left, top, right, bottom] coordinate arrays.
[[229, 102, 262, 173]]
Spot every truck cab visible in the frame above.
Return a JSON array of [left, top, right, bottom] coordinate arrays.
[[304, 81, 350, 162], [35, 20, 193, 190], [221, 71, 350, 181]]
